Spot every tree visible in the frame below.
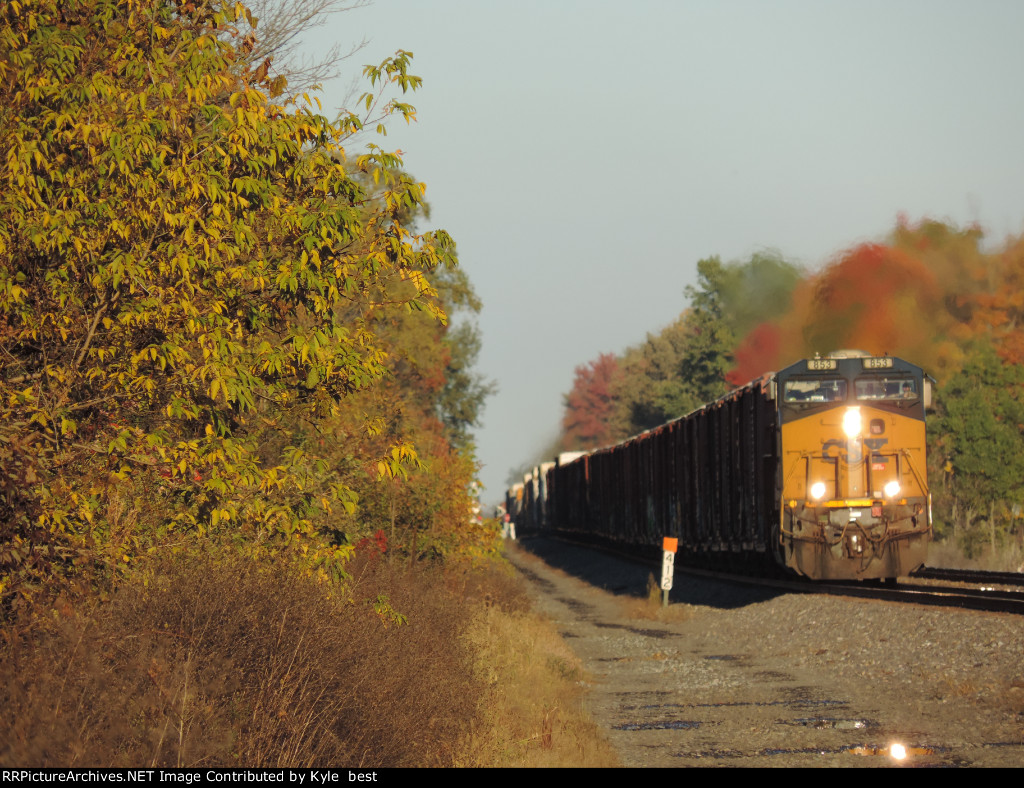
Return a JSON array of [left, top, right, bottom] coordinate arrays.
[[0, 0, 457, 604], [437, 320, 495, 449], [712, 250, 803, 384], [242, 0, 372, 99], [561, 353, 623, 450], [958, 233, 1024, 367], [613, 316, 701, 433], [677, 257, 735, 399], [431, 267, 496, 450], [324, 264, 496, 561], [557, 253, 803, 445], [591, 259, 738, 440], [932, 344, 1024, 558], [752, 220, 989, 384]]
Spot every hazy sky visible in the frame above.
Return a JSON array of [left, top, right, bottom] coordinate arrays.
[[304, 0, 1024, 502]]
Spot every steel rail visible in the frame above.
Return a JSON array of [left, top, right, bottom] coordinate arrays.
[[668, 564, 1024, 614], [810, 579, 1024, 615], [910, 566, 1024, 587], [537, 534, 1024, 615]]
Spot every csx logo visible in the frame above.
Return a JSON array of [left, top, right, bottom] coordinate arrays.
[[821, 438, 888, 463]]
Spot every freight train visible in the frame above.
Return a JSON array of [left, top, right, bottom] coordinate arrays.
[[507, 351, 932, 581]]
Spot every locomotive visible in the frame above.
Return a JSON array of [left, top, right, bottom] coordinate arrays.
[[508, 351, 932, 581]]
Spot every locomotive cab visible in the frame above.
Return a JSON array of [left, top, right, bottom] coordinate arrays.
[[776, 352, 931, 580]]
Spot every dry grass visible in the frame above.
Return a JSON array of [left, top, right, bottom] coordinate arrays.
[[616, 572, 694, 623], [0, 548, 481, 767], [0, 546, 621, 768], [937, 676, 982, 699], [928, 538, 1024, 572], [1003, 680, 1024, 716], [458, 565, 619, 767], [509, 546, 692, 624]]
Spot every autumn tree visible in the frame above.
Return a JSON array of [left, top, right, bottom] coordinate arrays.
[[556, 253, 802, 446], [955, 233, 1024, 366], [241, 0, 371, 98], [740, 220, 989, 384], [324, 262, 497, 562], [637, 254, 801, 419], [0, 0, 461, 605], [561, 353, 623, 450]]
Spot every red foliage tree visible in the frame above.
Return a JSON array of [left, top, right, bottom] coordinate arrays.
[[726, 322, 781, 386], [561, 353, 623, 450]]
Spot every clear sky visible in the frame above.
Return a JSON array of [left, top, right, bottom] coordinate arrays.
[[303, 0, 1024, 503]]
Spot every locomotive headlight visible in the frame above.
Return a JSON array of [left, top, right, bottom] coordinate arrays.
[[842, 406, 862, 438], [810, 482, 827, 500], [884, 481, 901, 498]]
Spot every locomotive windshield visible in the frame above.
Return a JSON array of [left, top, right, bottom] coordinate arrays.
[[783, 378, 847, 403], [855, 376, 917, 401]]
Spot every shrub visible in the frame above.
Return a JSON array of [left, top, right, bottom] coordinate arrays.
[[0, 548, 481, 767]]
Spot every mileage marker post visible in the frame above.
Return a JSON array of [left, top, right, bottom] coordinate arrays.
[[661, 537, 677, 607]]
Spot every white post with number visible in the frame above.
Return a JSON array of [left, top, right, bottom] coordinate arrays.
[[661, 537, 678, 607]]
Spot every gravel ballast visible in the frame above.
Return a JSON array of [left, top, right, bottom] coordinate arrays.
[[508, 538, 1024, 768]]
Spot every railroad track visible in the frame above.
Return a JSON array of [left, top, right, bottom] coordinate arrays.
[[910, 566, 1024, 587], [814, 577, 1024, 615], [536, 534, 1024, 615], [675, 563, 1024, 615]]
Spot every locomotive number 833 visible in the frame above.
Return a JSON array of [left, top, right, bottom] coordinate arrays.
[[512, 351, 932, 581]]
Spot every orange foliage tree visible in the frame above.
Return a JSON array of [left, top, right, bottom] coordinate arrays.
[[730, 219, 994, 383]]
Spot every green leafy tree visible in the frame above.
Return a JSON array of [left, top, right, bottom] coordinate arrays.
[[613, 317, 700, 433], [432, 267, 496, 451], [437, 321, 494, 449], [679, 256, 736, 396], [599, 259, 736, 438], [557, 253, 802, 443], [932, 344, 1024, 557]]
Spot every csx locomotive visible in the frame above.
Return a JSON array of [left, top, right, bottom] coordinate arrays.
[[508, 351, 931, 581]]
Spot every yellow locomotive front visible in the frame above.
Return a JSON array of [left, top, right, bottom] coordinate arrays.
[[776, 352, 931, 580]]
